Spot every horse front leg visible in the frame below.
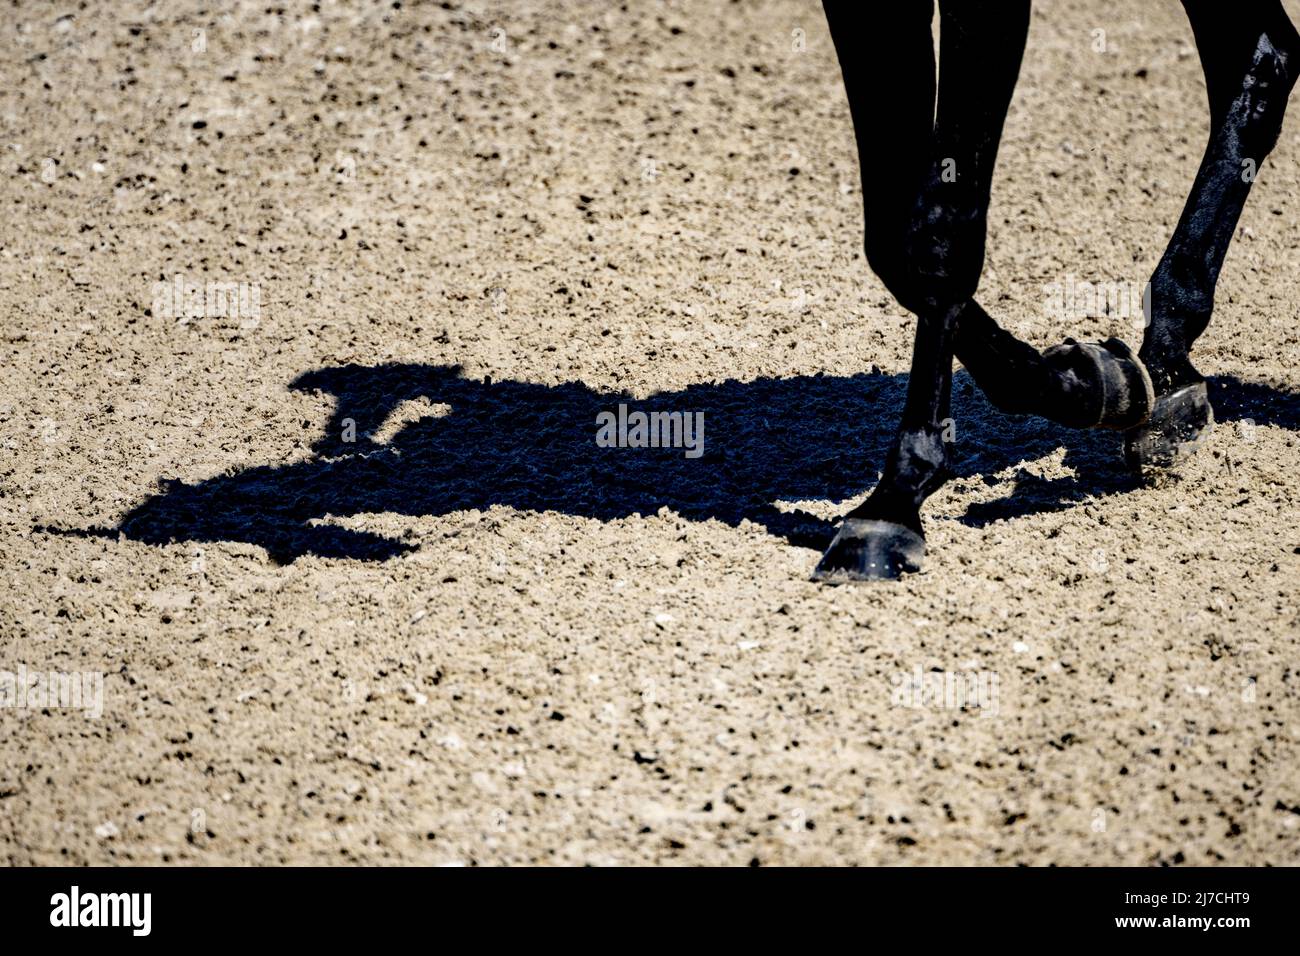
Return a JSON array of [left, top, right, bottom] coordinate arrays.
[[815, 0, 1030, 581]]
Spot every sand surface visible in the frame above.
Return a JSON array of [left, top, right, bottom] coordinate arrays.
[[2, 0, 1299, 865]]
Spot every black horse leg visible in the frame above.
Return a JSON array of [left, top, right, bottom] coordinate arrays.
[[819, 0, 935, 311], [1129, 0, 1300, 467], [823, 1, 1148, 441], [815, 0, 1031, 580]]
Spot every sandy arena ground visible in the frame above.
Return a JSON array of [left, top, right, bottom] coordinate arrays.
[[2, 0, 1299, 865]]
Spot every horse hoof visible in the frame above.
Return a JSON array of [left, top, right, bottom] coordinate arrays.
[[1041, 337, 1155, 430], [811, 518, 925, 583], [1124, 380, 1213, 471]]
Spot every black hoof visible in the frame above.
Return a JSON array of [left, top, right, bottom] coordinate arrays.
[[811, 518, 925, 583], [1124, 380, 1213, 471], [1041, 337, 1155, 430]]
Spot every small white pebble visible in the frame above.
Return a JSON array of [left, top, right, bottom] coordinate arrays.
[[400, 683, 427, 706], [94, 822, 119, 840]]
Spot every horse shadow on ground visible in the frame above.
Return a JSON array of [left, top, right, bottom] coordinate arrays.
[[68, 364, 1300, 564]]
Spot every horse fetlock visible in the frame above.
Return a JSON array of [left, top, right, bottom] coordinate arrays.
[[884, 424, 955, 511]]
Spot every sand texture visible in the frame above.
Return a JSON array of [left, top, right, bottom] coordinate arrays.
[[2, 0, 1299, 865]]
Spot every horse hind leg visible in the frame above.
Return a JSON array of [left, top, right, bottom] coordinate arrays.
[[1129, 0, 1300, 470]]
